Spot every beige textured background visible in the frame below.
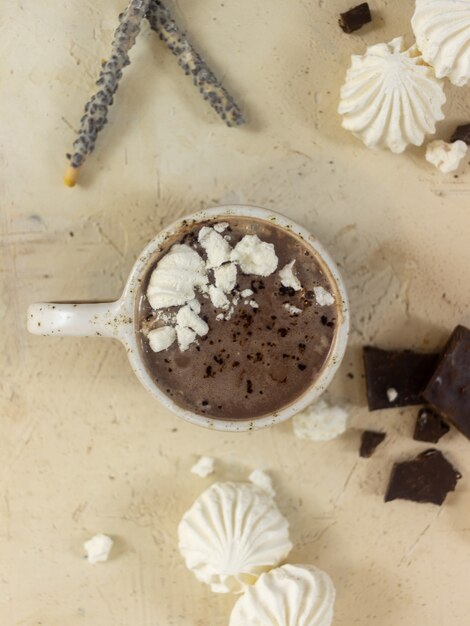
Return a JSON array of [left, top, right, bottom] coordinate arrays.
[[1, 0, 470, 624]]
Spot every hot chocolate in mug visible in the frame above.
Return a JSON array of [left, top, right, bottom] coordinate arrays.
[[27, 205, 349, 431]]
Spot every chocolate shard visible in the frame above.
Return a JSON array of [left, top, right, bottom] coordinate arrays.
[[413, 407, 450, 443], [385, 449, 461, 506], [450, 124, 470, 145], [339, 3, 372, 33], [363, 347, 440, 411], [360, 430, 386, 458], [423, 325, 470, 440]]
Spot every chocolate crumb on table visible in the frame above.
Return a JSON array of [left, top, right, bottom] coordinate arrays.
[[146, 0, 244, 128], [385, 449, 461, 506], [339, 3, 372, 34], [450, 124, 470, 145], [423, 325, 470, 440], [363, 347, 440, 411], [64, 0, 151, 187], [359, 430, 386, 458], [413, 407, 450, 443]]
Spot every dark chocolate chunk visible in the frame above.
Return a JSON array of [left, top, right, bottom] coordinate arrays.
[[339, 3, 372, 33], [423, 325, 470, 440], [363, 347, 440, 410], [360, 430, 386, 458], [413, 407, 450, 443], [385, 449, 461, 506], [450, 124, 470, 145]]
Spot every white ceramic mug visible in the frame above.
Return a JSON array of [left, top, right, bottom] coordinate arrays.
[[27, 205, 349, 431]]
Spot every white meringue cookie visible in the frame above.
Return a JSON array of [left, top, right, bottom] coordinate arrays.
[[412, 0, 470, 86], [229, 564, 336, 626], [338, 37, 446, 153], [147, 244, 208, 309], [178, 482, 292, 593]]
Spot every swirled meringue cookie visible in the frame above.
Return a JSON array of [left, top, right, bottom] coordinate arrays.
[[412, 0, 470, 86], [229, 564, 336, 626], [178, 482, 292, 593], [338, 37, 446, 153], [147, 244, 208, 309]]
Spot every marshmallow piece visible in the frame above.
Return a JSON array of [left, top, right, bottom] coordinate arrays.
[[198, 227, 232, 269], [314, 286, 335, 307], [214, 263, 237, 293], [191, 456, 215, 477], [387, 387, 398, 402], [147, 244, 207, 309], [279, 260, 302, 291], [425, 140, 468, 173], [147, 326, 177, 352], [231, 235, 278, 276], [293, 400, 348, 442], [84, 534, 113, 564], [241, 289, 254, 298]]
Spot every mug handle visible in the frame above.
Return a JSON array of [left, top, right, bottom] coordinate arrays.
[[27, 301, 127, 338]]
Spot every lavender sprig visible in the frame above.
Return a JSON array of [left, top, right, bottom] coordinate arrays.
[[146, 0, 244, 128], [64, 0, 150, 186]]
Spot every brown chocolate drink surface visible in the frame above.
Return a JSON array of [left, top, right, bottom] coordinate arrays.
[[136, 216, 339, 420]]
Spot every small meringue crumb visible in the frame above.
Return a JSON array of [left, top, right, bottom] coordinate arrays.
[[188, 299, 201, 314], [213, 222, 229, 233], [214, 263, 237, 293], [191, 456, 215, 477], [84, 534, 113, 564], [198, 227, 232, 268], [279, 260, 302, 291], [225, 307, 235, 321], [240, 289, 254, 298], [249, 470, 275, 497], [284, 303, 302, 315], [249, 300, 259, 309], [176, 305, 209, 336], [293, 399, 348, 442], [147, 326, 176, 352], [176, 326, 197, 351], [314, 286, 335, 306], [208, 285, 230, 309], [425, 140, 467, 173], [216, 313, 225, 321], [387, 387, 398, 402], [231, 235, 278, 276]]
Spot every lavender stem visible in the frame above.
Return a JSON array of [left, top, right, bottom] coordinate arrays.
[[64, 0, 151, 186], [146, 0, 245, 128]]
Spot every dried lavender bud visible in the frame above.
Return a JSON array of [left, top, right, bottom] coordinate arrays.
[[146, 0, 244, 127], [66, 0, 151, 171]]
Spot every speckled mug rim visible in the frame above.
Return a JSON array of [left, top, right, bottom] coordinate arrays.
[[119, 205, 350, 432]]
